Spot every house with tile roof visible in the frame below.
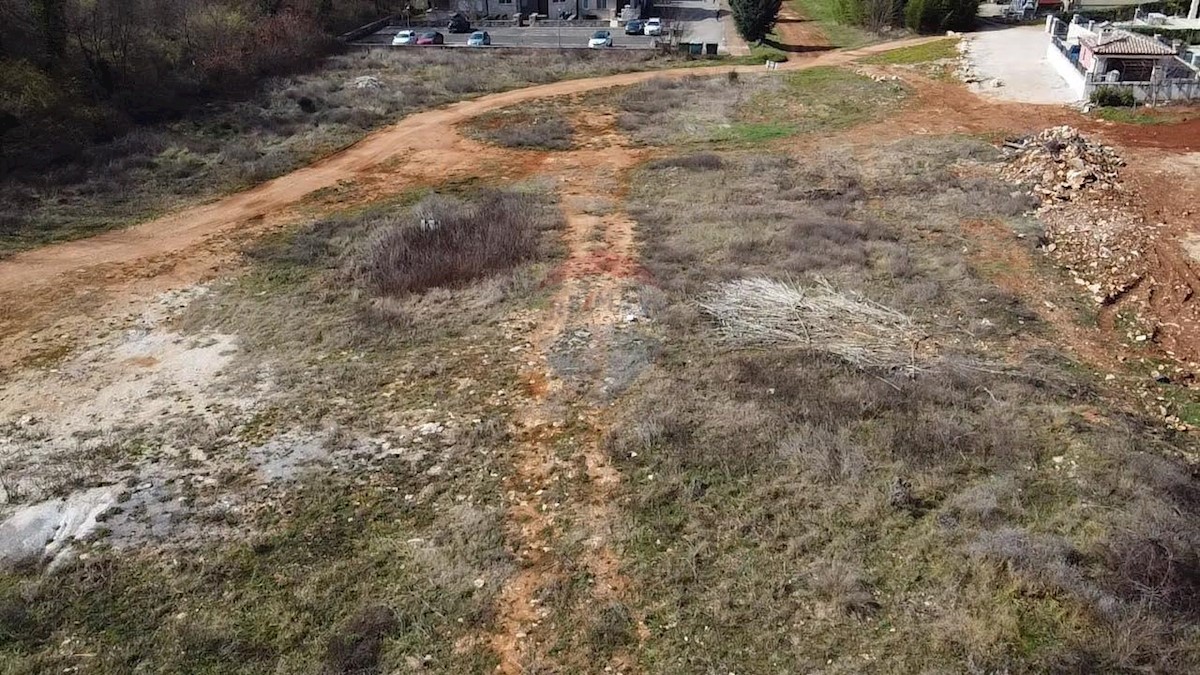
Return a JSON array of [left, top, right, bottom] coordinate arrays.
[[1045, 14, 1200, 102]]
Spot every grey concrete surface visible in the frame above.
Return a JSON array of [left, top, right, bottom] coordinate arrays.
[[963, 25, 1081, 104], [657, 0, 725, 47]]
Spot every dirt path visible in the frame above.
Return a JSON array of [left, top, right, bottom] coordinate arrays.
[[774, 5, 831, 52], [0, 39, 938, 302], [489, 110, 647, 672]]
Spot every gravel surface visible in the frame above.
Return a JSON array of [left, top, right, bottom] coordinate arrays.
[[962, 26, 1080, 104]]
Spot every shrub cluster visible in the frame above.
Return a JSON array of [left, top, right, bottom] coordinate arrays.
[[355, 190, 560, 296]]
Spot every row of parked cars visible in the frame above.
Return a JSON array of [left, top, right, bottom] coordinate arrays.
[[392, 14, 663, 48], [589, 17, 663, 47], [392, 13, 481, 46], [392, 29, 490, 46]]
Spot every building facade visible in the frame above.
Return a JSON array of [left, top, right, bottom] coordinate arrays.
[[1046, 14, 1200, 101]]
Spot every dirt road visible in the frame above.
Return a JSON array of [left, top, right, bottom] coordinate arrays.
[[774, 5, 832, 52], [0, 38, 941, 325]]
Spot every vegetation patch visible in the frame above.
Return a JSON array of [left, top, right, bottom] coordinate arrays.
[[862, 38, 960, 65], [354, 189, 563, 297], [615, 67, 906, 146], [792, 0, 876, 48], [615, 140, 1200, 671], [1094, 106, 1198, 125], [0, 48, 659, 257], [0, 179, 572, 671], [465, 104, 576, 150]]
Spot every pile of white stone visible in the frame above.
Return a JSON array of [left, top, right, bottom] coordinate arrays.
[[1001, 126, 1124, 201]]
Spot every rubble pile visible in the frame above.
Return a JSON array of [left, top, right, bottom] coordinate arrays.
[[1001, 126, 1124, 201], [998, 126, 1149, 304]]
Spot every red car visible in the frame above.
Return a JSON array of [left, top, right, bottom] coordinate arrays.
[[416, 31, 444, 46]]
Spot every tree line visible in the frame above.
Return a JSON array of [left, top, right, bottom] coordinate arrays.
[[0, 0, 400, 171]]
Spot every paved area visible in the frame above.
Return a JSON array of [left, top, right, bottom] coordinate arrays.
[[356, 24, 657, 49], [657, 0, 724, 47], [963, 26, 1080, 104]]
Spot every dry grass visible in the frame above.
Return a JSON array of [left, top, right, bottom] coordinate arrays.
[[700, 277, 921, 370], [609, 138, 1200, 672], [614, 67, 907, 146], [0, 183, 562, 672], [0, 49, 661, 257], [464, 103, 576, 151], [354, 190, 562, 296]]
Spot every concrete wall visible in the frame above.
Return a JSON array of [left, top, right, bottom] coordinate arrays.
[[1046, 43, 1088, 98], [1088, 78, 1200, 101]]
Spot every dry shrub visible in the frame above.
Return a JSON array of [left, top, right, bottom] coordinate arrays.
[[646, 153, 724, 171], [355, 190, 560, 296], [778, 425, 865, 483], [1103, 502, 1200, 617], [587, 603, 636, 656], [810, 559, 879, 617], [700, 277, 921, 371], [323, 605, 397, 675], [486, 117, 574, 150]]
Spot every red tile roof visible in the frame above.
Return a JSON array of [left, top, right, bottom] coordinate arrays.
[[1081, 30, 1176, 56]]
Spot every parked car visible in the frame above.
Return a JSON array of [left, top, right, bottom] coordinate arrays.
[[416, 31, 445, 45], [589, 30, 613, 48], [447, 13, 472, 33], [392, 29, 417, 46], [643, 17, 663, 36], [624, 19, 645, 35], [467, 30, 491, 46]]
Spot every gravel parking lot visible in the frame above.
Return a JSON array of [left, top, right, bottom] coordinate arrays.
[[357, 24, 659, 49]]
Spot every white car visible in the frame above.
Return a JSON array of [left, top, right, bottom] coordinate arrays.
[[589, 30, 613, 48], [392, 30, 417, 46], [643, 18, 663, 36]]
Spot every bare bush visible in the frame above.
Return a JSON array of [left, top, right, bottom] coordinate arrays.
[[700, 277, 922, 371], [646, 153, 724, 171], [778, 426, 865, 483], [355, 190, 561, 297], [483, 117, 574, 151], [810, 558, 879, 617]]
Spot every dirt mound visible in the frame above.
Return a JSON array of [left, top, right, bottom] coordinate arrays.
[[1002, 126, 1124, 200], [1002, 126, 1147, 305]]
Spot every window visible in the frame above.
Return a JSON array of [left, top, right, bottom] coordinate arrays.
[[499, 0, 512, 4], [582, 0, 589, 7], [597, 0, 607, 7]]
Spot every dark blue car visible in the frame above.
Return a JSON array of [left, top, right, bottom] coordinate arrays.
[[624, 19, 645, 35]]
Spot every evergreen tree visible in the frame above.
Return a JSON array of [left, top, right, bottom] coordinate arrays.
[[731, 0, 783, 44]]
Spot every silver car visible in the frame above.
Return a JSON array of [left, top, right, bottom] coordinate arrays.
[[392, 29, 417, 46]]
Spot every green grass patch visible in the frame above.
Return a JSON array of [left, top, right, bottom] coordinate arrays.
[[1094, 106, 1198, 125], [737, 66, 908, 135], [749, 43, 790, 63], [862, 38, 960, 65], [0, 479, 505, 673]]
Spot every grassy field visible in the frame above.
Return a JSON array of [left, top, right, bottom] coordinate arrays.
[[1094, 106, 1200, 125], [612, 67, 907, 146], [462, 101, 577, 151], [3, 63, 1199, 674], [0, 49, 681, 258], [862, 38, 960, 64], [0, 186, 565, 673], [616, 138, 1200, 672]]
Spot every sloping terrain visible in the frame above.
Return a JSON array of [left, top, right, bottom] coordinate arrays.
[[2, 39, 1200, 674]]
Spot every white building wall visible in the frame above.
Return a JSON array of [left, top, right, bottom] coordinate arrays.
[[1046, 43, 1089, 99]]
